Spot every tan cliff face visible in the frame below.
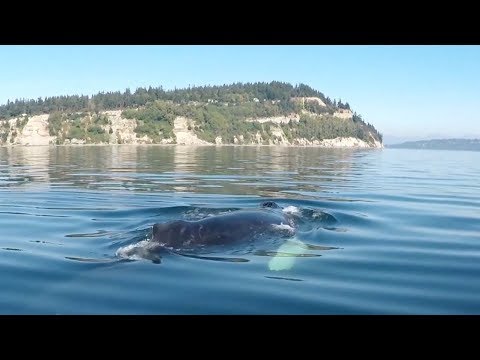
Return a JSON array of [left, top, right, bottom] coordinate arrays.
[[333, 109, 353, 120], [0, 110, 383, 148], [174, 116, 210, 145], [4, 115, 54, 146], [246, 114, 300, 124], [291, 96, 327, 107], [103, 110, 139, 144]]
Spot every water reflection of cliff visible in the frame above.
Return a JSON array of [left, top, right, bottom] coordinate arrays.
[[0, 146, 51, 189], [166, 146, 365, 198], [0, 145, 370, 196], [223, 146, 362, 198], [48, 145, 170, 191]]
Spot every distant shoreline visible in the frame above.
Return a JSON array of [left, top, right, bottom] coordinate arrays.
[[0, 112, 382, 149], [0, 143, 384, 149], [387, 138, 480, 151]]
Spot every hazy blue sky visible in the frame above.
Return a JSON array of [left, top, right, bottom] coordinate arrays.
[[1, 45, 479, 140]]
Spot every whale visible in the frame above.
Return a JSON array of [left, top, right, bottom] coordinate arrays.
[[151, 202, 295, 250], [116, 201, 311, 270]]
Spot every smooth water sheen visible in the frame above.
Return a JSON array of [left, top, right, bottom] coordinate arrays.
[[1, 145, 479, 314]]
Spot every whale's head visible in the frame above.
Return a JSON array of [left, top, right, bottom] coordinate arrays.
[[152, 220, 190, 248], [260, 201, 281, 209]]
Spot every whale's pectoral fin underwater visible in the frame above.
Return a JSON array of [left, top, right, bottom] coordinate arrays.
[[267, 239, 339, 271], [267, 238, 309, 271]]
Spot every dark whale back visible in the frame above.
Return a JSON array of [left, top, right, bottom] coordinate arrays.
[[152, 208, 291, 249]]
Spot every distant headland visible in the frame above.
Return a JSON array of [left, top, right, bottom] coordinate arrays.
[[0, 82, 382, 148], [387, 138, 480, 151]]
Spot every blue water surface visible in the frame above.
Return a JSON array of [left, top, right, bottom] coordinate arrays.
[[0, 145, 479, 314]]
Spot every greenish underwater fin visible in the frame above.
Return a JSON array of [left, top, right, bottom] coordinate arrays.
[[268, 238, 308, 271]]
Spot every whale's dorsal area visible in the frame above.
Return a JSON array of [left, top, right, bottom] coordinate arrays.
[[152, 205, 295, 250]]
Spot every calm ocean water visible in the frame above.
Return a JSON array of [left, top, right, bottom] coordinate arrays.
[[0, 145, 479, 314]]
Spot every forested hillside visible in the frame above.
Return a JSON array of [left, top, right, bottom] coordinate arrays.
[[0, 82, 383, 146]]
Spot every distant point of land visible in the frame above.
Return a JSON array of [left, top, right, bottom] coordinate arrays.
[[387, 138, 480, 151], [0, 81, 383, 148]]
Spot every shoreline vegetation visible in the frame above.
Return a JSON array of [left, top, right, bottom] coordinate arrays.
[[0, 82, 383, 148]]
